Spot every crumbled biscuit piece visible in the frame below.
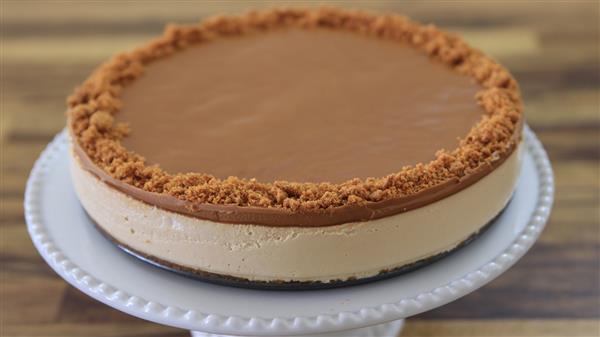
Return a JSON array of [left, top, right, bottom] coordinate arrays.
[[89, 111, 114, 131]]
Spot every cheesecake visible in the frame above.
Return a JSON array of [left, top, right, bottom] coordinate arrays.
[[67, 7, 523, 289]]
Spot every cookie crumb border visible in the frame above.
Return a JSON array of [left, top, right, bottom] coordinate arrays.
[[67, 6, 523, 213]]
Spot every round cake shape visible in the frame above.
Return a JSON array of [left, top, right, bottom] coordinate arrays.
[[67, 7, 523, 288]]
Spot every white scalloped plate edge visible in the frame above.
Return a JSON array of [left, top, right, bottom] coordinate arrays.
[[25, 125, 554, 335]]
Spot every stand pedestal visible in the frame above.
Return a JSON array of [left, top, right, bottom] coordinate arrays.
[[25, 127, 552, 337], [191, 320, 404, 337]]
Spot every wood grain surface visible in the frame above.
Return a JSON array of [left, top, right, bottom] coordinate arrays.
[[1, 1, 599, 337]]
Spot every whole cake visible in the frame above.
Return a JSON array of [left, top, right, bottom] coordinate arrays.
[[67, 7, 523, 289]]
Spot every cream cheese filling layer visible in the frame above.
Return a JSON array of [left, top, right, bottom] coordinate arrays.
[[70, 143, 522, 283]]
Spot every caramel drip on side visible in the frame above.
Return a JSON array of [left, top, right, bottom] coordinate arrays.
[[72, 131, 519, 227]]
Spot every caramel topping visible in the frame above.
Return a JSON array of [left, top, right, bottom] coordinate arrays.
[[67, 7, 523, 226], [118, 29, 484, 183]]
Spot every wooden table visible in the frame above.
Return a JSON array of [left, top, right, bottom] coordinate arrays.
[[1, 2, 598, 336]]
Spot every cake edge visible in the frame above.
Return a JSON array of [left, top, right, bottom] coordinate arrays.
[[89, 207, 504, 291]]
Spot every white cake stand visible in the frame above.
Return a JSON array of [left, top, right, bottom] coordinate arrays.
[[25, 126, 553, 337]]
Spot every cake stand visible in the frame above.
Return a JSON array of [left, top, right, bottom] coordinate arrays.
[[25, 126, 553, 337]]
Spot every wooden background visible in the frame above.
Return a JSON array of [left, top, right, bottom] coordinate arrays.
[[1, 1, 599, 336]]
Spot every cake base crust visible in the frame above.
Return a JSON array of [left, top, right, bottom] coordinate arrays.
[[89, 207, 504, 290]]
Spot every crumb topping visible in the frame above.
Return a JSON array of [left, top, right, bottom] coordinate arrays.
[[67, 7, 523, 212]]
